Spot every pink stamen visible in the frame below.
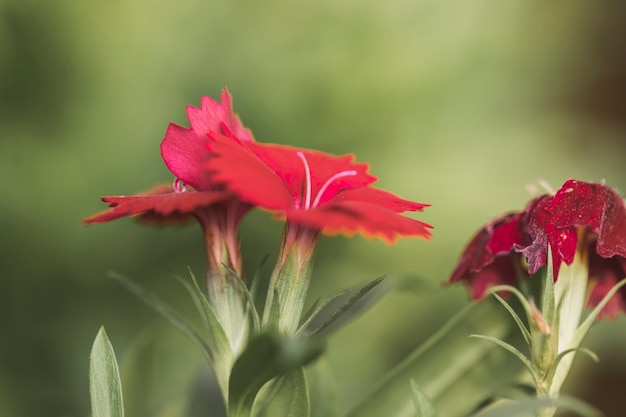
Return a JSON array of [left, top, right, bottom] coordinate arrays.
[[297, 151, 358, 209]]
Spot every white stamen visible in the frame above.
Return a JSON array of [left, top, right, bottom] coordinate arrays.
[[312, 170, 358, 208], [297, 152, 312, 209], [173, 178, 187, 193], [296, 151, 359, 209]]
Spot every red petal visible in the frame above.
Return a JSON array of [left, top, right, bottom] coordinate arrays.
[[186, 89, 254, 143], [329, 187, 430, 212], [458, 256, 519, 300], [160, 89, 254, 190], [448, 213, 519, 284], [550, 179, 626, 259], [208, 134, 377, 210], [161, 123, 213, 190], [586, 246, 626, 319], [82, 184, 232, 224], [489, 212, 528, 254], [283, 200, 432, 242], [521, 195, 577, 279], [206, 135, 295, 210]]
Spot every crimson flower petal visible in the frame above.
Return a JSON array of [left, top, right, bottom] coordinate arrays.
[[284, 199, 432, 243], [448, 213, 523, 298], [207, 133, 376, 210], [550, 179, 626, 259], [521, 194, 578, 278], [587, 246, 626, 319], [161, 88, 253, 190], [82, 184, 232, 224], [331, 187, 430, 213]]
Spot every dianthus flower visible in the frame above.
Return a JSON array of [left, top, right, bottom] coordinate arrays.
[[84, 88, 253, 356], [448, 179, 626, 319], [205, 133, 432, 332]]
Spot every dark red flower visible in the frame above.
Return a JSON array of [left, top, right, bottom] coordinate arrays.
[[205, 133, 432, 243], [447, 179, 626, 318]]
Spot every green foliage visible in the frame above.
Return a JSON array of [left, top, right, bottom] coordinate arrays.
[[301, 275, 386, 337], [228, 334, 323, 417], [253, 368, 310, 417], [347, 299, 523, 417], [90, 327, 125, 417], [108, 272, 214, 364]]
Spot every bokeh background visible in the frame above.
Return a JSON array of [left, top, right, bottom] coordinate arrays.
[[2, 0, 626, 416]]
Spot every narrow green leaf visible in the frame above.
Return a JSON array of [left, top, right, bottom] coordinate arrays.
[[490, 292, 532, 345], [108, 271, 213, 364], [228, 334, 323, 417], [468, 395, 602, 417], [308, 275, 386, 337], [489, 285, 536, 337], [254, 367, 310, 417], [572, 277, 626, 349], [410, 380, 437, 417], [469, 334, 539, 385], [90, 327, 125, 417]]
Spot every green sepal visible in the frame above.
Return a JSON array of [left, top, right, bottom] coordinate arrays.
[[410, 380, 437, 417], [90, 326, 125, 417], [228, 333, 324, 417]]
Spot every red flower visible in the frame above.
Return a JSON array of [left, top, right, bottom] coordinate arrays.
[[205, 133, 433, 243], [448, 179, 626, 318], [83, 89, 254, 275]]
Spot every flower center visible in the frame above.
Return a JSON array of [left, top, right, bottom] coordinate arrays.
[[173, 178, 188, 193], [296, 151, 357, 209]]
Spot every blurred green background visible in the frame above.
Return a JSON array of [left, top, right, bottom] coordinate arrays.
[[2, 0, 626, 416]]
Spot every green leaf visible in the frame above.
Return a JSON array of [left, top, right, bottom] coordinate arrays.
[[228, 333, 323, 417], [467, 395, 602, 417], [108, 271, 213, 364], [90, 327, 125, 417], [490, 292, 532, 345], [306, 275, 386, 337], [347, 299, 523, 417], [469, 334, 539, 386], [306, 358, 341, 417], [253, 367, 310, 417], [410, 380, 437, 417]]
